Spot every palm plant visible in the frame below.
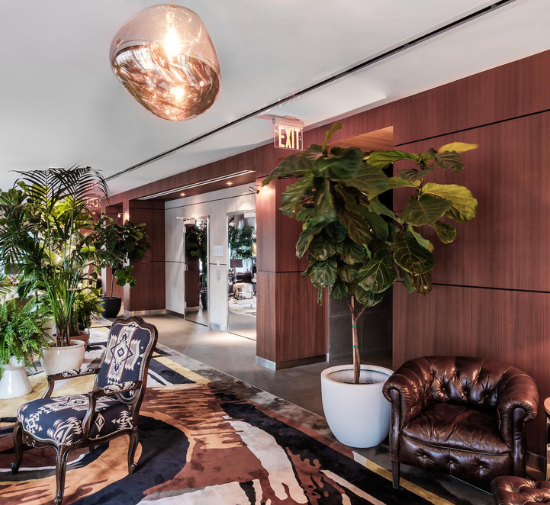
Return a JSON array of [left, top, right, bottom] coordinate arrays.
[[264, 123, 478, 384], [0, 166, 108, 347]]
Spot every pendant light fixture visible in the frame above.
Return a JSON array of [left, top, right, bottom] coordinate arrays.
[[110, 2, 220, 121]]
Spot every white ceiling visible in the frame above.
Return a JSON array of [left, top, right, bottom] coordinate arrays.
[[0, 0, 549, 196]]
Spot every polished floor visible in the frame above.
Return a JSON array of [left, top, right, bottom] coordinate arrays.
[[142, 314, 391, 416]]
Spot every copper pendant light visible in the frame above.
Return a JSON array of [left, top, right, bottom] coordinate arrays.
[[110, 3, 220, 121]]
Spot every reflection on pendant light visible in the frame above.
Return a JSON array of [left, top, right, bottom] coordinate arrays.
[[110, 3, 221, 121]]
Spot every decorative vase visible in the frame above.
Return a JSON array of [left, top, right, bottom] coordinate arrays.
[[321, 364, 393, 448], [0, 357, 32, 399], [40, 340, 86, 376], [100, 296, 122, 319], [200, 289, 208, 310]]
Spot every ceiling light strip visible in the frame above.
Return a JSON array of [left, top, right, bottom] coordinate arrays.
[[137, 170, 254, 200], [107, 0, 516, 183]]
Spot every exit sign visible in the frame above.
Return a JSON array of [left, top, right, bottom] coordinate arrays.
[[274, 122, 303, 151]]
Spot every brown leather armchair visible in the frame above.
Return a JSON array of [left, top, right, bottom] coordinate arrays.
[[383, 357, 538, 488]]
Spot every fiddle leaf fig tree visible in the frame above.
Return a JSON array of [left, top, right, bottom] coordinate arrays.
[[263, 123, 478, 384]]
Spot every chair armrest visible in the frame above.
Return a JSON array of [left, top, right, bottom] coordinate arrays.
[[496, 369, 539, 457], [81, 381, 142, 441], [383, 358, 434, 427], [42, 367, 101, 399]]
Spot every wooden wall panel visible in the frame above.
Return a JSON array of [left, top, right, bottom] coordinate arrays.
[[394, 285, 550, 455], [394, 50, 550, 145], [393, 112, 550, 291]]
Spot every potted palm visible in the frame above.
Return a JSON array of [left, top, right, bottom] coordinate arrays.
[[0, 299, 50, 399], [0, 166, 108, 375], [263, 123, 478, 448], [88, 215, 150, 318], [186, 221, 208, 310]]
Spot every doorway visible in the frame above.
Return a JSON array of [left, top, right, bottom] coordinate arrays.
[[183, 216, 209, 326], [227, 211, 256, 340]]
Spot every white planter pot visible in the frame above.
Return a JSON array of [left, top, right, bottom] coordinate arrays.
[[0, 357, 32, 399], [321, 364, 393, 448], [40, 340, 86, 376]]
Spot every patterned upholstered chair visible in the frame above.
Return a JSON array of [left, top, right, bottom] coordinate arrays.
[[11, 317, 158, 505]]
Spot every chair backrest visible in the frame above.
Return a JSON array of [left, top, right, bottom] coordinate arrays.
[[96, 317, 158, 394], [421, 356, 520, 411]]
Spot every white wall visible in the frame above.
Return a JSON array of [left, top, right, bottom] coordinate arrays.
[[165, 184, 256, 329]]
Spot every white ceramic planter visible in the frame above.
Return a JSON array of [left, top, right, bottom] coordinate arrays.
[[40, 340, 86, 376], [321, 364, 393, 448], [0, 357, 32, 399]]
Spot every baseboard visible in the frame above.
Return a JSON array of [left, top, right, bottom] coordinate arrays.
[[166, 310, 186, 319], [256, 354, 327, 371], [128, 309, 167, 317]]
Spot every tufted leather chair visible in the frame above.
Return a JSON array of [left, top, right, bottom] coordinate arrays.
[[382, 357, 539, 489], [491, 477, 550, 504]]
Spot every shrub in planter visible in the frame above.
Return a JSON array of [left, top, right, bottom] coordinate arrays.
[[263, 122, 478, 447]]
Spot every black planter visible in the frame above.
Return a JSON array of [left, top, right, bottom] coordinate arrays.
[[200, 290, 208, 310], [100, 296, 122, 319]]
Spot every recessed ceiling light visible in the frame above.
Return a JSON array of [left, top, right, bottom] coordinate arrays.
[[226, 182, 233, 186], [180, 192, 186, 196]]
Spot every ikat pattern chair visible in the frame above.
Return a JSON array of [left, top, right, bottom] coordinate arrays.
[[11, 316, 158, 505]]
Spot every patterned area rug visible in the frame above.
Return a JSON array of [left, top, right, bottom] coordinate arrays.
[[0, 328, 488, 504]]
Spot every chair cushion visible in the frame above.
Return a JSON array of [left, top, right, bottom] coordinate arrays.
[[402, 403, 509, 454], [491, 477, 550, 505], [17, 395, 133, 446]]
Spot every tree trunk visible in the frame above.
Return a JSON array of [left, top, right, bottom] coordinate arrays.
[[110, 269, 115, 298], [351, 296, 360, 384]]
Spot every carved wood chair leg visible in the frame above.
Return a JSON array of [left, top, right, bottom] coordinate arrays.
[[11, 421, 23, 475], [392, 461, 400, 490], [128, 431, 139, 474], [54, 445, 71, 505]]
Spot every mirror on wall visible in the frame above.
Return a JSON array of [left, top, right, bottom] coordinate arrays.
[[227, 211, 256, 340], [184, 216, 209, 326]]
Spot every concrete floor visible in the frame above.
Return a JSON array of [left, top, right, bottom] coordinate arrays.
[[143, 314, 392, 416]]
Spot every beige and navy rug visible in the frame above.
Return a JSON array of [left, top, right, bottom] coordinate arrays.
[[0, 328, 489, 504]]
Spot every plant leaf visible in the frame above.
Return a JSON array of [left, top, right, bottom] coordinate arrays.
[[326, 221, 348, 243], [409, 228, 433, 251], [315, 147, 363, 180], [391, 231, 434, 274], [313, 178, 338, 222], [343, 165, 389, 199], [369, 199, 403, 224], [309, 232, 338, 261], [401, 194, 452, 225], [434, 151, 465, 173], [263, 154, 314, 185], [337, 263, 358, 283], [438, 142, 478, 154], [331, 279, 348, 300], [310, 258, 338, 289], [322, 122, 342, 151], [296, 224, 323, 258], [354, 286, 384, 307], [398, 267, 415, 294], [338, 210, 373, 246], [338, 239, 367, 265], [357, 205, 389, 241], [398, 165, 434, 181], [367, 150, 421, 169], [422, 183, 478, 222], [430, 220, 457, 244], [411, 271, 433, 295], [358, 249, 396, 293], [280, 172, 315, 216]]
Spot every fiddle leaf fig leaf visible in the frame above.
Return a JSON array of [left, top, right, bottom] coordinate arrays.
[[313, 179, 337, 222], [401, 194, 453, 225], [367, 150, 421, 169], [434, 151, 465, 173], [409, 228, 433, 251], [411, 271, 433, 295], [296, 224, 323, 258], [338, 239, 367, 265], [392, 231, 434, 274], [387, 177, 421, 192], [398, 165, 434, 181], [358, 249, 396, 293], [322, 122, 342, 151], [337, 263, 358, 283], [357, 205, 389, 241], [280, 173, 315, 216], [354, 285, 384, 307], [430, 220, 457, 244], [309, 232, 338, 261], [315, 147, 363, 180], [310, 258, 337, 289], [369, 199, 403, 224], [331, 279, 348, 300], [438, 142, 478, 154], [422, 183, 478, 222], [343, 165, 389, 199], [338, 210, 373, 246], [263, 154, 313, 185], [399, 267, 415, 294], [326, 221, 348, 243]]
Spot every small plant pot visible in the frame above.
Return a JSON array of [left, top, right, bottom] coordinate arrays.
[[321, 364, 393, 448], [40, 340, 86, 376], [200, 290, 208, 310], [100, 296, 122, 319], [0, 357, 32, 399]]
